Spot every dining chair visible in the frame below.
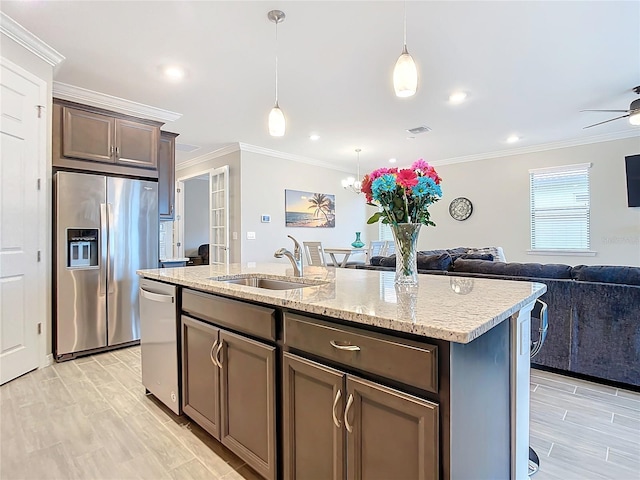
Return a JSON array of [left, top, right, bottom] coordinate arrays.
[[367, 241, 388, 264], [385, 241, 396, 256], [302, 241, 332, 266]]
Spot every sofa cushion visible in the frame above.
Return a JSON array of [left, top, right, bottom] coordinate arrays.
[[466, 246, 507, 262], [453, 259, 573, 279], [571, 265, 640, 286], [378, 253, 453, 271], [369, 256, 385, 266], [451, 253, 495, 262]]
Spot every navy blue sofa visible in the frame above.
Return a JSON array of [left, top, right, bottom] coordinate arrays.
[[357, 253, 640, 389]]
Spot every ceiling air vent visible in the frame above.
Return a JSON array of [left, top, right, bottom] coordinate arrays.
[[175, 143, 201, 153], [406, 126, 432, 135]]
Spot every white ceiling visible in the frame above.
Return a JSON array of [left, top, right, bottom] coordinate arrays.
[[2, 1, 639, 172]]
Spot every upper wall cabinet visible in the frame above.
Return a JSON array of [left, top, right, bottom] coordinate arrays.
[[53, 99, 163, 178], [159, 131, 179, 220]]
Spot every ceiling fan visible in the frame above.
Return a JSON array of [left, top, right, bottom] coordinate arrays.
[[582, 86, 640, 129]]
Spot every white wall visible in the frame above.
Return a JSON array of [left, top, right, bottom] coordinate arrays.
[[239, 150, 369, 264], [424, 137, 640, 266], [183, 178, 209, 256]]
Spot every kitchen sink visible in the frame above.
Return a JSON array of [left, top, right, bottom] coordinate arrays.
[[215, 276, 326, 290]]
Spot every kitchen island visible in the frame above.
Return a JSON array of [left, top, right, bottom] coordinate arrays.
[[138, 263, 546, 480]]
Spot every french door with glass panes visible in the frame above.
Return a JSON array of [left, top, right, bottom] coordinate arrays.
[[209, 165, 229, 265]]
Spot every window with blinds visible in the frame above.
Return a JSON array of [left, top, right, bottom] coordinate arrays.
[[379, 221, 394, 242], [529, 163, 591, 251]]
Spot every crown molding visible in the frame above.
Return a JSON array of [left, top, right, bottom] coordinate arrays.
[[52, 82, 182, 123], [177, 142, 353, 173], [176, 143, 241, 171], [238, 143, 352, 173], [432, 129, 640, 166], [0, 13, 65, 66]]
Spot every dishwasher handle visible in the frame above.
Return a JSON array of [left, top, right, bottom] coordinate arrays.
[[140, 287, 175, 303]]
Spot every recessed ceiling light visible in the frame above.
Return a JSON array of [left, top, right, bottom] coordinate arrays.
[[163, 66, 185, 80], [389, 158, 397, 163], [309, 134, 320, 141], [449, 91, 467, 104], [507, 135, 520, 143], [406, 136, 415, 140]]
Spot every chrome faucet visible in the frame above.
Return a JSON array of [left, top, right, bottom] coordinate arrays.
[[274, 235, 303, 277]]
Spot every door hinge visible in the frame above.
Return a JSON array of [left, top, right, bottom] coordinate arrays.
[[36, 105, 44, 118], [176, 242, 181, 247], [37, 178, 41, 190], [37, 323, 42, 334], [37, 250, 41, 262], [176, 188, 181, 193]]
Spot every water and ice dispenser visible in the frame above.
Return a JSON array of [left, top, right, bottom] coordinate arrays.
[[67, 229, 98, 268]]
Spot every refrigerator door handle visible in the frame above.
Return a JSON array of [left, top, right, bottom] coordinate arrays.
[[100, 203, 108, 296], [107, 203, 115, 294]]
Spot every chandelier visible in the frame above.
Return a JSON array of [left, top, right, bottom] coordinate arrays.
[[342, 149, 362, 194]]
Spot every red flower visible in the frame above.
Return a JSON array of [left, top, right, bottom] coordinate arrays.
[[396, 169, 418, 188], [361, 174, 374, 202]]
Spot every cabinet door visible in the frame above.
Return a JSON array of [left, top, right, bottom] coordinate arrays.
[[62, 106, 114, 163], [220, 330, 277, 480], [345, 375, 439, 480], [181, 315, 221, 439], [283, 353, 345, 480], [158, 131, 178, 220], [115, 118, 159, 169]]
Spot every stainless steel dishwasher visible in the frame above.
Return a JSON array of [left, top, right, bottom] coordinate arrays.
[[139, 278, 180, 414]]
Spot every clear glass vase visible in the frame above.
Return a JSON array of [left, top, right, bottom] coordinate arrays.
[[390, 223, 422, 285]]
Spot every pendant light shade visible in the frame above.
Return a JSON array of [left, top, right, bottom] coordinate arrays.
[[393, 1, 418, 98], [393, 46, 418, 97], [268, 10, 286, 136], [269, 103, 286, 136]]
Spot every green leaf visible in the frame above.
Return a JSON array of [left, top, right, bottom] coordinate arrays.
[[367, 212, 383, 224]]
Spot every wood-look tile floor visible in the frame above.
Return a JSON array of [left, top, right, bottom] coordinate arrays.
[[1, 347, 638, 479]]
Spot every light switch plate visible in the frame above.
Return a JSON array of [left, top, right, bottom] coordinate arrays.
[[247, 232, 256, 240], [232, 232, 238, 240]]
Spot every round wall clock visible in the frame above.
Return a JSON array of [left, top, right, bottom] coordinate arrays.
[[449, 197, 473, 221]]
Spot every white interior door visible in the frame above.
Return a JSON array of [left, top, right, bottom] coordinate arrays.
[[0, 58, 46, 384], [209, 166, 229, 265]]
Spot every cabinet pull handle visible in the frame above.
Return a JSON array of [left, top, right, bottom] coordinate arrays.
[[110, 145, 115, 156], [344, 393, 354, 433], [215, 342, 223, 368], [210, 340, 219, 366], [330, 340, 360, 352], [332, 389, 342, 428], [170, 204, 174, 215], [115, 146, 120, 158]]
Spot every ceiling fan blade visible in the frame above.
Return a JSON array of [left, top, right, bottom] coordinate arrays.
[[583, 114, 630, 129], [580, 109, 630, 113]]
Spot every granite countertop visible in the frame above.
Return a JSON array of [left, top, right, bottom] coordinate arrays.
[[137, 263, 546, 344]]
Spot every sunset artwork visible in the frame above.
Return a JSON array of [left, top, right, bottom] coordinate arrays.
[[285, 190, 335, 228]]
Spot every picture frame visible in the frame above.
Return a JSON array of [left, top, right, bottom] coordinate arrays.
[[285, 189, 335, 228]]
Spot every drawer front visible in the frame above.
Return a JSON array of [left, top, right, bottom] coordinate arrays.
[[182, 289, 276, 342], [284, 313, 437, 393]]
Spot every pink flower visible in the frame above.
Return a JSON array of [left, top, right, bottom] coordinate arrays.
[[397, 169, 418, 188], [369, 167, 398, 181], [411, 159, 430, 171]]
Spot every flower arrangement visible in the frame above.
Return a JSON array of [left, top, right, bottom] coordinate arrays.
[[362, 159, 443, 226]]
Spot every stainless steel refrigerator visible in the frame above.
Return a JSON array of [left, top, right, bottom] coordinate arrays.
[[54, 171, 158, 360]]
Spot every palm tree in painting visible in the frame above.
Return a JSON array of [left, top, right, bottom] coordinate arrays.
[[307, 193, 332, 223]]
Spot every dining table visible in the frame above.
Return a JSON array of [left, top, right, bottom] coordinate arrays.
[[323, 247, 367, 268]]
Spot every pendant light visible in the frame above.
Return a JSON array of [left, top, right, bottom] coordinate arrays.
[[393, 1, 418, 98], [342, 149, 363, 194], [268, 10, 286, 136]]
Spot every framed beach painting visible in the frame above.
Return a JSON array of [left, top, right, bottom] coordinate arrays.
[[285, 189, 335, 228]]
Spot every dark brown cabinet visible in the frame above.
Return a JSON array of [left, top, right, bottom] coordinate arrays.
[[53, 99, 162, 177], [220, 330, 276, 480], [180, 290, 278, 480], [283, 353, 439, 480], [181, 315, 221, 439], [159, 131, 178, 220]]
